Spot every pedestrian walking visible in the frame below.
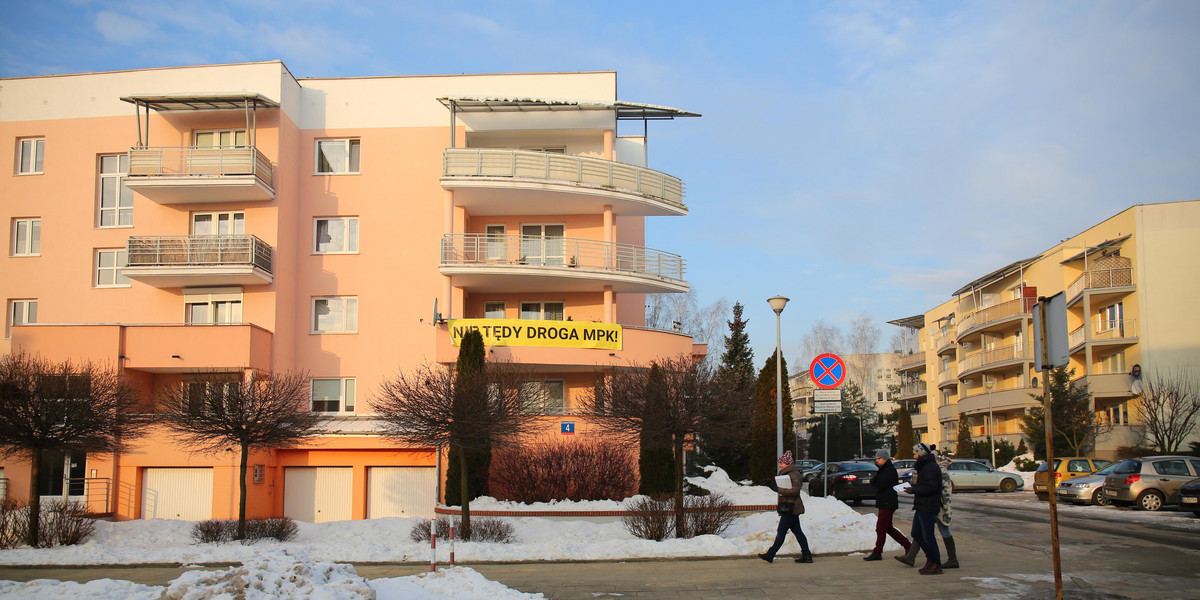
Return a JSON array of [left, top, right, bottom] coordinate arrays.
[[934, 451, 959, 568], [896, 442, 942, 575], [757, 451, 814, 564], [864, 448, 912, 561]]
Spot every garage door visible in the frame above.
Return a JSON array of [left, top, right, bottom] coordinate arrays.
[[284, 467, 352, 523], [367, 467, 437, 519], [142, 468, 213, 521]]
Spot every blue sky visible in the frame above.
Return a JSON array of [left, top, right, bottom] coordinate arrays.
[[4, 1, 1199, 369]]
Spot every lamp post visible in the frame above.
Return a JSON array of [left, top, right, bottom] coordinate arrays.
[[985, 376, 995, 467], [768, 296, 789, 459]]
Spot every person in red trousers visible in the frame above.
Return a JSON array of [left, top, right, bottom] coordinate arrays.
[[864, 448, 912, 561]]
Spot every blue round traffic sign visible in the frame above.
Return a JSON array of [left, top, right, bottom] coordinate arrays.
[[810, 353, 846, 390]]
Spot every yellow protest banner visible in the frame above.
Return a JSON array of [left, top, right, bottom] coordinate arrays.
[[448, 319, 622, 350]]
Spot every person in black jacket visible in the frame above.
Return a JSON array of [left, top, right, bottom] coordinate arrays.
[[904, 443, 943, 575], [864, 448, 912, 561]]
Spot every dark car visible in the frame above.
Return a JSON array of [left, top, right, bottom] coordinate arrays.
[[1179, 477, 1200, 516], [807, 461, 879, 505], [800, 463, 825, 482]]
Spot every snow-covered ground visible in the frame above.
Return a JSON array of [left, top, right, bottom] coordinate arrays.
[[0, 467, 891, 599]]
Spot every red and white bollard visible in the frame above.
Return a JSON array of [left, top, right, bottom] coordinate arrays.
[[449, 524, 456, 566], [429, 531, 437, 572]]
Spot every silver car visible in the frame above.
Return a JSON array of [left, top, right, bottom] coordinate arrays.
[[1056, 462, 1118, 506], [1103, 455, 1200, 511]]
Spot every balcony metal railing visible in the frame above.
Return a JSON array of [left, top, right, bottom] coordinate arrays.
[[898, 352, 926, 368], [957, 298, 1034, 336], [899, 380, 927, 398], [938, 366, 958, 387], [935, 332, 956, 353], [128, 146, 274, 188], [443, 148, 685, 207], [441, 233, 685, 282], [959, 344, 1029, 373], [126, 234, 273, 273], [1067, 267, 1134, 300], [1073, 318, 1138, 349]]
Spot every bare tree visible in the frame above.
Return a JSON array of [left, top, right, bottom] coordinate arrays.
[[0, 352, 151, 547], [798, 319, 844, 373], [580, 355, 746, 537], [845, 314, 882, 402], [373, 356, 540, 538], [157, 370, 319, 540], [1133, 368, 1200, 453], [645, 291, 730, 361], [890, 326, 919, 355]]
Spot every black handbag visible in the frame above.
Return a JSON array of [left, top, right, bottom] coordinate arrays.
[[777, 501, 795, 515]]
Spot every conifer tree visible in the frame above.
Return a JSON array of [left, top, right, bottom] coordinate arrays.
[[955, 414, 975, 458], [750, 352, 793, 484], [705, 302, 755, 479], [896, 404, 914, 457]]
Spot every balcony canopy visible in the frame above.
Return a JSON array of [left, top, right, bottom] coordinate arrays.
[[1059, 235, 1131, 264], [952, 256, 1041, 297], [119, 92, 278, 112], [438, 96, 699, 120], [887, 314, 925, 329]]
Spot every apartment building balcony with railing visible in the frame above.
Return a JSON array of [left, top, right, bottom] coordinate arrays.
[[124, 235, 273, 287], [125, 146, 275, 203], [935, 332, 957, 355], [441, 148, 687, 216], [440, 233, 687, 294], [938, 403, 959, 423], [958, 386, 1039, 416], [897, 351, 926, 371], [1069, 318, 1138, 353], [910, 412, 928, 429], [1067, 267, 1134, 305], [956, 297, 1033, 341], [898, 380, 928, 400], [958, 344, 1030, 377], [9, 323, 273, 373], [937, 366, 958, 388]]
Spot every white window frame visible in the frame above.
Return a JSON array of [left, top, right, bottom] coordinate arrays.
[[520, 223, 566, 266], [311, 378, 356, 413], [97, 154, 133, 228], [94, 249, 130, 288], [7, 299, 37, 338], [17, 138, 44, 175], [315, 139, 361, 174], [520, 301, 564, 321], [11, 218, 40, 256], [184, 288, 243, 325], [312, 296, 358, 334], [313, 217, 360, 254], [194, 129, 248, 148], [485, 224, 507, 261], [191, 211, 245, 235], [484, 301, 506, 319]]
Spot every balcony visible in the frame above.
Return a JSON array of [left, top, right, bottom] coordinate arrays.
[[958, 387, 1039, 416], [440, 234, 686, 294], [937, 367, 958, 389], [897, 352, 926, 371], [937, 403, 959, 423], [441, 149, 686, 216], [898, 380, 927, 400], [911, 413, 928, 429], [1067, 267, 1134, 306], [124, 235, 273, 287], [1078, 373, 1137, 399], [957, 298, 1033, 341], [125, 146, 275, 203], [935, 333, 956, 355], [434, 323, 698, 371], [9, 323, 273, 373], [1069, 319, 1138, 354], [958, 344, 1030, 377]]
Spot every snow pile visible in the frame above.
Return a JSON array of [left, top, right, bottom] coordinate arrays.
[[0, 578, 159, 600], [371, 567, 545, 599], [997, 453, 1037, 492], [159, 548, 374, 600]]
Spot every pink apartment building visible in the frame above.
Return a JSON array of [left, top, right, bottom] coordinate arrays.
[[0, 61, 703, 522]]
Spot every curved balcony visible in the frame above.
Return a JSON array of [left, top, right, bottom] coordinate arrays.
[[937, 403, 959, 423], [1067, 267, 1134, 307], [957, 298, 1032, 342], [124, 235, 273, 287], [910, 413, 929, 430], [1079, 373, 1137, 400], [958, 344, 1030, 378], [897, 351, 926, 372], [898, 380, 927, 401], [441, 149, 686, 216], [937, 367, 958, 389], [125, 146, 274, 203], [958, 387, 1039, 416], [433, 322, 697, 372], [935, 333, 956, 356], [440, 234, 686, 294]]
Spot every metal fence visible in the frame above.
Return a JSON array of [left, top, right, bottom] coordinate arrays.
[[128, 146, 274, 189], [126, 235, 273, 273], [441, 233, 685, 282]]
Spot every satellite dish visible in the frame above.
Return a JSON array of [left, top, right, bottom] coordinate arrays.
[[1130, 380, 1143, 396]]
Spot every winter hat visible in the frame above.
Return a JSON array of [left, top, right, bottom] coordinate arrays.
[[874, 448, 891, 460], [778, 450, 794, 466], [913, 442, 933, 456]]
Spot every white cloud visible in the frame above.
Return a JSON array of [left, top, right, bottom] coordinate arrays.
[[94, 11, 154, 44], [450, 11, 506, 36]]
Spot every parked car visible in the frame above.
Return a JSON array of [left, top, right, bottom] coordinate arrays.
[[1103, 456, 1200, 511], [1034, 457, 1114, 500], [800, 463, 825, 482], [1055, 462, 1119, 506], [795, 459, 822, 471], [1178, 477, 1200, 516], [807, 461, 879, 504], [901, 459, 1023, 492], [892, 459, 916, 472]]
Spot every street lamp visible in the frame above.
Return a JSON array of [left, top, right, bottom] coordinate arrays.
[[768, 296, 789, 459], [985, 376, 996, 466]]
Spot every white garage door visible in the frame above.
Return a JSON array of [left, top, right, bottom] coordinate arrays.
[[142, 468, 213, 521], [367, 467, 437, 519], [284, 467, 352, 523]]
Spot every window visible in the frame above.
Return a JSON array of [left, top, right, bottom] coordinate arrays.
[[183, 376, 238, 415], [11, 218, 40, 256], [184, 289, 243, 324], [7, 299, 36, 338], [98, 154, 133, 227], [520, 224, 565, 266], [311, 378, 356, 412], [313, 297, 358, 333], [95, 249, 130, 287], [522, 146, 566, 154], [17, 138, 44, 174], [314, 217, 359, 253], [1152, 460, 1189, 477], [1067, 460, 1091, 473], [195, 129, 247, 147], [520, 380, 565, 415], [484, 302, 505, 319], [1098, 351, 1126, 375], [940, 389, 951, 406], [877, 392, 884, 402], [192, 211, 244, 235], [315, 139, 360, 174], [520, 301, 564, 321], [1107, 402, 1129, 425], [486, 225, 507, 261]]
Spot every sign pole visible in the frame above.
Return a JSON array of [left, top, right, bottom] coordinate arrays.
[[1039, 296, 1064, 600], [823, 413, 829, 496]]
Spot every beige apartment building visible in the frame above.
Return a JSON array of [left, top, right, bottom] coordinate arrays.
[[890, 201, 1200, 460], [1, 61, 703, 521]]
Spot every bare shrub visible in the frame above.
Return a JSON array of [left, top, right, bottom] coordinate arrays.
[[39, 500, 96, 546], [409, 517, 456, 543], [409, 516, 514, 543], [622, 496, 674, 541], [679, 492, 737, 538], [0, 500, 30, 549], [489, 437, 638, 503], [192, 519, 234, 544], [245, 516, 298, 542]]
